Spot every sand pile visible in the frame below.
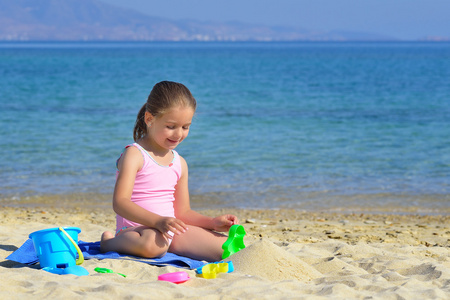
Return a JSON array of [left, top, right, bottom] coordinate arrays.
[[230, 238, 322, 281]]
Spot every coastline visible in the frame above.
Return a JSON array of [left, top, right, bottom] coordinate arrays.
[[1, 197, 449, 299], [1, 192, 449, 215]]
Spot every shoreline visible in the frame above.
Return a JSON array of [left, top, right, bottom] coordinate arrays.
[[1, 192, 449, 216]]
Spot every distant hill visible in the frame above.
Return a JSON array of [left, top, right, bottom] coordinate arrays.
[[0, 0, 398, 41]]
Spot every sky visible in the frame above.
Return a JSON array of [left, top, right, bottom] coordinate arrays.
[[99, 0, 450, 40]]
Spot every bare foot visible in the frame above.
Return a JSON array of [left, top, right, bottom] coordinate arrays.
[[100, 231, 114, 252]]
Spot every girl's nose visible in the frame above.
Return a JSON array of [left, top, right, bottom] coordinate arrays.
[[174, 128, 183, 139]]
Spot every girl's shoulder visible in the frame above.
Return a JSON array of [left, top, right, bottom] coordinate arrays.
[[175, 152, 188, 172], [117, 143, 145, 170], [124, 143, 145, 156]]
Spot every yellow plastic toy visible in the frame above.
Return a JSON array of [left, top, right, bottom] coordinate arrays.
[[196, 261, 234, 279]]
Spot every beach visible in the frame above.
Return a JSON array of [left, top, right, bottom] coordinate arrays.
[[1, 41, 449, 299], [1, 198, 449, 299]]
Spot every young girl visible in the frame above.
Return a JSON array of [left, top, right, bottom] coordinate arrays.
[[100, 81, 239, 262]]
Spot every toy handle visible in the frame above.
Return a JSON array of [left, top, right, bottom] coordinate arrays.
[[59, 227, 84, 265]]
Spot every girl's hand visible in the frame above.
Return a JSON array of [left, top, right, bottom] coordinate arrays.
[[155, 217, 188, 239], [212, 214, 239, 232]]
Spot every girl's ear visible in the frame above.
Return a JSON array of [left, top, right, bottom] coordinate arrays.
[[144, 111, 154, 127]]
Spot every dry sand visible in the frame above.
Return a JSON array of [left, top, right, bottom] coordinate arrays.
[[0, 204, 449, 299]]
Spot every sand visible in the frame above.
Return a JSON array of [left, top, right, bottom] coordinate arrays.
[[0, 204, 449, 299]]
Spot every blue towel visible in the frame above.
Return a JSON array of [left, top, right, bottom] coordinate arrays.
[[6, 239, 205, 270]]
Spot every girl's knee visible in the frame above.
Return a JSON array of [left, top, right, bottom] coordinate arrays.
[[139, 245, 168, 258], [138, 233, 170, 258]]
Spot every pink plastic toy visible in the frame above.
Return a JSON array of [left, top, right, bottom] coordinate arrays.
[[157, 271, 190, 284]]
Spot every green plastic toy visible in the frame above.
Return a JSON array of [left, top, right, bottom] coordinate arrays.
[[94, 267, 127, 278], [222, 224, 246, 259]]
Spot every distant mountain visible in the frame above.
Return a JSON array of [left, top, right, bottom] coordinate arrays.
[[0, 0, 398, 41]]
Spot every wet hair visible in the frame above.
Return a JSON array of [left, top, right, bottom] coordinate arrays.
[[133, 81, 197, 142]]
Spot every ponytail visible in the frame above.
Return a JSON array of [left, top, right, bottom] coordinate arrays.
[[133, 103, 147, 142]]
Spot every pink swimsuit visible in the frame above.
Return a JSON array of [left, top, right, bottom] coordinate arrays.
[[115, 143, 182, 233]]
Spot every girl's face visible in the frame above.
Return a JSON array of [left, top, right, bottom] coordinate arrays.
[[145, 106, 195, 152]]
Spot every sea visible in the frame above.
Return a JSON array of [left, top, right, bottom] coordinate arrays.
[[1, 41, 449, 214]]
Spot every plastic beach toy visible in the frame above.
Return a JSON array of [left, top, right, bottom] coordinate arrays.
[[29, 227, 89, 276], [158, 271, 190, 284], [222, 224, 246, 259], [196, 261, 234, 279], [95, 267, 127, 278]]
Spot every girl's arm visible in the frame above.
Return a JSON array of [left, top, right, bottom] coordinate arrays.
[[173, 156, 239, 232], [113, 146, 187, 237]]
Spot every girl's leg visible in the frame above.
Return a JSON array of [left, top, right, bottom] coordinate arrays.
[[100, 226, 170, 258], [169, 226, 227, 262]]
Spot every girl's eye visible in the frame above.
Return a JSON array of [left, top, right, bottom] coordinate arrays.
[[166, 125, 190, 130]]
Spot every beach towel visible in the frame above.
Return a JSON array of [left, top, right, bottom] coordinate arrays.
[[6, 239, 205, 270]]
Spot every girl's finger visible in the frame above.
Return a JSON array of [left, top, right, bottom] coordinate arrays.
[[168, 223, 183, 235], [174, 220, 188, 232], [173, 224, 187, 234]]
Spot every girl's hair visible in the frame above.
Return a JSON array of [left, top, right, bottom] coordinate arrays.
[[133, 81, 197, 142]]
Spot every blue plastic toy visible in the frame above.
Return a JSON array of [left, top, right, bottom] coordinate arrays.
[[29, 227, 89, 276]]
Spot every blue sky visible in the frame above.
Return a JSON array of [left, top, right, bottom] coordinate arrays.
[[100, 0, 450, 40]]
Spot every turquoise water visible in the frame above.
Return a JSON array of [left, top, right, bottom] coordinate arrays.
[[1, 42, 449, 212]]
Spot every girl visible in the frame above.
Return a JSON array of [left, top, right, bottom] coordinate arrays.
[[100, 81, 239, 262]]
